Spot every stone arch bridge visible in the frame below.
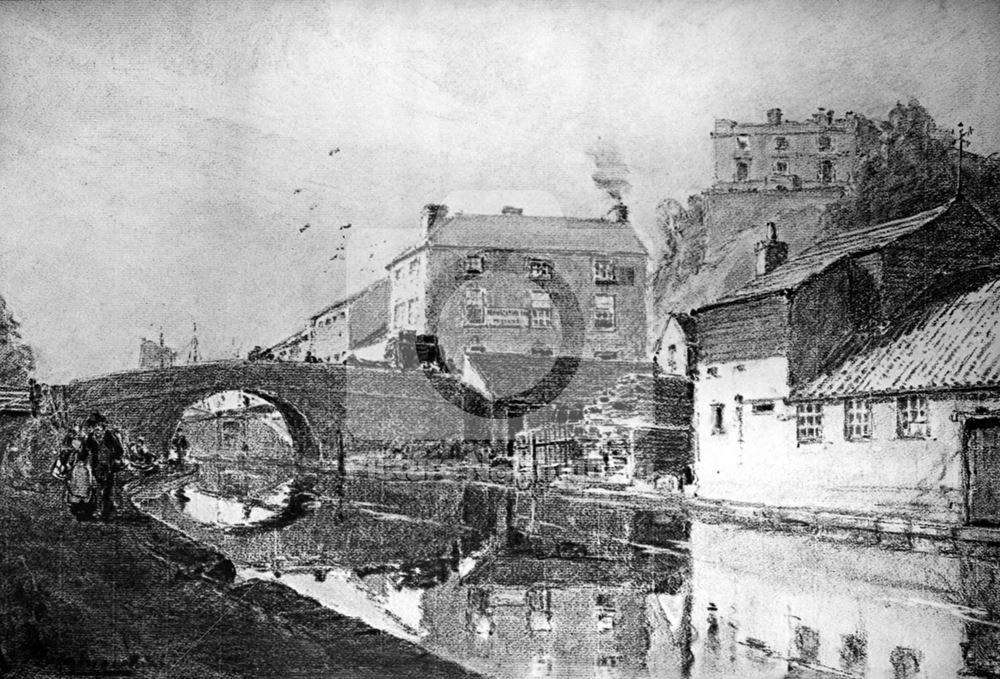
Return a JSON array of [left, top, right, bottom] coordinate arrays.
[[63, 361, 472, 460]]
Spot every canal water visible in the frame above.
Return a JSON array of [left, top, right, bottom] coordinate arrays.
[[136, 459, 1000, 678]]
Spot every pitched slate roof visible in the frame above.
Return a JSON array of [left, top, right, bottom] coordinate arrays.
[[711, 200, 956, 307], [428, 213, 647, 255], [309, 278, 389, 321], [794, 269, 1000, 399], [465, 352, 654, 404]]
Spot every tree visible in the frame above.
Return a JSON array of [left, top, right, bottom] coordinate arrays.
[[825, 99, 1000, 231], [0, 295, 34, 385]]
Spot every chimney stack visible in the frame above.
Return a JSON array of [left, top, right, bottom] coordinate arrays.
[[766, 108, 783, 125], [754, 222, 788, 276], [421, 203, 448, 236], [610, 202, 629, 223]]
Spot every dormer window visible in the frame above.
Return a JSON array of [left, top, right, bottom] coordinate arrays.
[[528, 258, 553, 280], [465, 254, 484, 275], [593, 259, 616, 284], [774, 136, 788, 151]]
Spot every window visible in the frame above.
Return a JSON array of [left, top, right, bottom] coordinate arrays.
[[818, 134, 832, 151], [406, 299, 418, 326], [617, 266, 636, 285], [820, 160, 834, 183], [889, 647, 922, 679], [526, 587, 552, 633], [736, 161, 749, 181], [394, 268, 403, 282], [465, 288, 486, 326], [408, 259, 420, 275], [840, 633, 868, 675], [897, 395, 930, 438], [595, 593, 616, 632], [465, 254, 484, 274], [796, 402, 823, 443], [774, 160, 788, 175], [593, 259, 616, 283], [528, 258, 553, 280], [393, 302, 406, 328], [710, 404, 725, 434], [529, 291, 552, 328], [751, 401, 775, 414], [593, 294, 615, 330], [844, 398, 872, 440], [530, 654, 553, 678], [774, 136, 788, 151], [736, 134, 749, 150], [794, 625, 820, 664]]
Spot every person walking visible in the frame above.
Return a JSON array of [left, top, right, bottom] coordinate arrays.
[[82, 413, 124, 521]]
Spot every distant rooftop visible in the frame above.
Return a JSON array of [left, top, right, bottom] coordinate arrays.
[[464, 351, 656, 405], [309, 278, 389, 322]]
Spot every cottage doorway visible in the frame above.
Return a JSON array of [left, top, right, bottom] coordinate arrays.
[[964, 417, 1000, 525]]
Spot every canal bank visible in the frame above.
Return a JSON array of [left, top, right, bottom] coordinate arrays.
[[0, 419, 481, 678], [126, 454, 1000, 678]]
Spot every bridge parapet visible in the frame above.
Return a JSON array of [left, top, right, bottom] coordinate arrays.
[[64, 361, 472, 460]]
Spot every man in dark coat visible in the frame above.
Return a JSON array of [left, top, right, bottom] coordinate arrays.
[[82, 412, 124, 521]]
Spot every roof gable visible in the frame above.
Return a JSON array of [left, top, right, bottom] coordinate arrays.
[[711, 200, 958, 307]]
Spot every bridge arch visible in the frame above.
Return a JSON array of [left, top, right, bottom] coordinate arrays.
[[164, 388, 322, 461], [63, 362, 350, 463]]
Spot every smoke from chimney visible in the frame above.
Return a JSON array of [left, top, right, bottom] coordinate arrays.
[[587, 138, 632, 204]]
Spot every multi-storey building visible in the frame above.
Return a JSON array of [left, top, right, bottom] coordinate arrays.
[[711, 107, 860, 192], [386, 204, 648, 368], [691, 194, 1000, 524], [306, 278, 390, 362], [268, 278, 390, 362]]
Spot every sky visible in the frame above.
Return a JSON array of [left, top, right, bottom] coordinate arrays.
[[1, 0, 998, 382]]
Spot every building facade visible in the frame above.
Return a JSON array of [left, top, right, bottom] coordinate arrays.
[[307, 278, 390, 362], [711, 107, 860, 192], [691, 196, 1000, 523], [138, 335, 177, 369], [269, 278, 390, 363], [387, 204, 648, 368]]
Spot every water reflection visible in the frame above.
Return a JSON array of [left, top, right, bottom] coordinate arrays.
[[139, 460, 1000, 678]]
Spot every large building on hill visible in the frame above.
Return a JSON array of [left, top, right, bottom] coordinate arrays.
[[690, 194, 1000, 524], [711, 107, 861, 192], [653, 107, 873, 329], [387, 204, 648, 368]]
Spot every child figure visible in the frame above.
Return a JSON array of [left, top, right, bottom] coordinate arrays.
[[67, 444, 96, 521]]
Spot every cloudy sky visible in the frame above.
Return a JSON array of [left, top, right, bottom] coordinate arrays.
[[1, 0, 998, 381]]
